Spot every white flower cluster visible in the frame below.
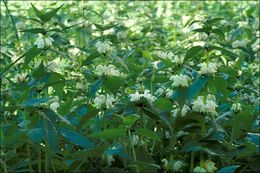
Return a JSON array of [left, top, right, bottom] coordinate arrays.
[[129, 90, 157, 103], [231, 103, 242, 112], [155, 87, 173, 98], [50, 102, 59, 111], [106, 154, 115, 166], [116, 31, 128, 39], [95, 40, 112, 54], [94, 94, 116, 109], [157, 51, 173, 60], [94, 64, 121, 77], [172, 56, 185, 65], [205, 160, 218, 173], [34, 35, 54, 49], [181, 104, 190, 116], [192, 94, 218, 115], [170, 74, 191, 87], [161, 159, 184, 172], [193, 166, 207, 173], [197, 62, 217, 75]]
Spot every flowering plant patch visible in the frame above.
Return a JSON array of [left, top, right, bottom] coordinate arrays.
[[1, 1, 259, 173]]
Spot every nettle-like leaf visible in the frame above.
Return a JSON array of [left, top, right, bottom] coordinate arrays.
[[31, 3, 63, 23], [60, 128, 94, 149], [88, 128, 127, 139]]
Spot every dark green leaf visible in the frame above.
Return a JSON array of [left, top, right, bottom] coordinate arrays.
[[60, 128, 93, 149], [88, 128, 127, 139], [136, 128, 160, 141], [24, 46, 43, 66]]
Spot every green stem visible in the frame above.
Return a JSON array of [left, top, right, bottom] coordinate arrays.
[[190, 152, 195, 172], [27, 145, 33, 173], [3, 0, 19, 41], [128, 130, 138, 172], [1, 52, 25, 75], [38, 149, 41, 173]]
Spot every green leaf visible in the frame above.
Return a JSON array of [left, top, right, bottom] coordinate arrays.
[[185, 46, 204, 60], [60, 128, 93, 149], [211, 28, 225, 40], [42, 4, 63, 23], [89, 78, 104, 98], [192, 27, 211, 34], [122, 114, 140, 127], [27, 128, 44, 144], [235, 142, 257, 159], [20, 28, 47, 34], [43, 117, 57, 152], [31, 4, 63, 23], [136, 128, 160, 141], [24, 46, 43, 66], [217, 165, 240, 173], [32, 62, 46, 79], [209, 46, 237, 59], [88, 128, 127, 139], [207, 17, 224, 25], [31, 4, 44, 20], [21, 97, 55, 107], [154, 98, 173, 111], [104, 76, 124, 94]]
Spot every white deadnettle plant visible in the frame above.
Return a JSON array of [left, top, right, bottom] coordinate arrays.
[[50, 102, 59, 111], [197, 62, 218, 75], [157, 51, 173, 60], [193, 166, 207, 173], [231, 103, 242, 112], [129, 89, 157, 103], [95, 40, 112, 54], [34, 35, 54, 49], [94, 64, 122, 77], [170, 74, 191, 87], [94, 94, 116, 109], [192, 94, 218, 115]]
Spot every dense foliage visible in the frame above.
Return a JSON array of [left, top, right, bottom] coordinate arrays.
[[1, 1, 259, 173]]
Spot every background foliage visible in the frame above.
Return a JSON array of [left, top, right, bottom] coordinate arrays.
[[1, 1, 259, 173]]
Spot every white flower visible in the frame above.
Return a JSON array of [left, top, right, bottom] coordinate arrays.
[[95, 40, 112, 54], [129, 90, 157, 103], [153, 60, 161, 69], [193, 166, 207, 173], [14, 73, 27, 82], [132, 135, 139, 146], [197, 62, 217, 75], [129, 91, 142, 102], [45, 37, 54, 47], [165, 131, 170, 139], [166, 89, 173, 98], [105, 95, 116, 109], [205, 160, 217, 173], [94, 64, 121, 77], [116, 31, 128, 39], [170, 74, 191, 87], [94, 94, 116, 109], [50, 102, 59, 111], [155, 87, 165, 96], [106, 154, 115, 166], [173, 160, 184, 172], [35, 35, 45, 49], [161, 158, 169, 168], [157, 51, 173, 60], [192, 96, 205, 112], [205, 100, 218, 114], [34, 35, 54, 49], [142, 90, 157, 103], [94, 94, 106, 109], [181, 104, 190, 116], [172, 56, 184, 65], [192, 94, 218, 115], [231, 103, 242, 112]]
